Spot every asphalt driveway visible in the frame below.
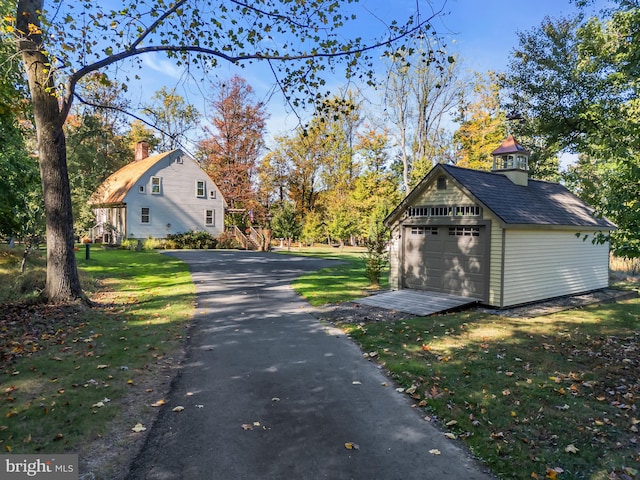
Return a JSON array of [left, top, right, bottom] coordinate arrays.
[[128, 250, 492, 479]]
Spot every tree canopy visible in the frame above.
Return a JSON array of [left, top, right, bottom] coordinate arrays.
[[503, 1, 640, 257], [6, 0, 441, 303]]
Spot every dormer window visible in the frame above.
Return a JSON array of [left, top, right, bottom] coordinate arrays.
[[196, 180, 206, 198], [151, 176, 161, 194]]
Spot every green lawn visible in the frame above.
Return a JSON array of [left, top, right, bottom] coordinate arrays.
[[3, 245, 640, 479], [290, 247, 640, 479], [0, 246, 194, 474], [285, 245, 388, 305]]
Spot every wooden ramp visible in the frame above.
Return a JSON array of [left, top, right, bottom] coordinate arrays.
[[355, 290, 478, 316]]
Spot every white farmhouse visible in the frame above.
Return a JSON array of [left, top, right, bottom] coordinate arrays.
[[90, 142, 225, 244]]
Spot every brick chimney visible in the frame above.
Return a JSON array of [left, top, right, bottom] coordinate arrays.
[[135, 141, 149, 161]]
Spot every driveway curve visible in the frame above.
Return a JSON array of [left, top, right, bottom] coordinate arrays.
[[128, 250, 492, 479]]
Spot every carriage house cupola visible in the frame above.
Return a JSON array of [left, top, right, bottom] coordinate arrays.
[[491, 134, 530, 187]]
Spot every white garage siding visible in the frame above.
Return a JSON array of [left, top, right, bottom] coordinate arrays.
[[502, 229, 610, 307], [487, 214, 504, 307]]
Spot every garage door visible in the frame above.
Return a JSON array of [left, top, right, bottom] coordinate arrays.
[[402, 225, 486, 299]]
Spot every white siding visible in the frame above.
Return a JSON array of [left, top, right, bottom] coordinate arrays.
[[502, 229, 610, 307], [123, 153, 224, 239], [486, 212, 503, 307]]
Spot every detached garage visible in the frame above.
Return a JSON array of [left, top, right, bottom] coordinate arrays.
[[385, 136, 616, 308]]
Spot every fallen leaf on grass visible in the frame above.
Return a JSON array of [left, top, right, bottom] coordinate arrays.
[[151, 400, 165, 407], [97, 365, 108, 369], [344, 442, 359, 450], [172, 406, 185, 412], [444, 433, 456, 439], [92, 402, 105, 408], [406, 385, 417, 395], [428, 449, 441, 455], [131, 423, 146, 433], [545, 466, 564, 479], [565, 444, 579, 453]]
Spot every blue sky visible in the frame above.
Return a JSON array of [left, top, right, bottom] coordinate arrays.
[[123, 0, 611, 149]]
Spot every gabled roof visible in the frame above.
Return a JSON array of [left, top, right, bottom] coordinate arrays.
[[89, 150, 178, 206], [386, 164, 616, 230]]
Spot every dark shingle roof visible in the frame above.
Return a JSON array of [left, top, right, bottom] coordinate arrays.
[[441, 164, 615, 228]]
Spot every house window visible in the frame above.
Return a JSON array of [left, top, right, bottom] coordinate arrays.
[[408, 206, 429, 217], [205, 209, 215, 226], [437, 176, 447, 190], [151, 177, 161, 194], [175, 157, 183, 164], [196, 181, 206, 198], [408, 204, 481, 218], [209, 190, 216, 199], [411, 226, 438, 235], [141, 207, 150, 224], [139, 185, 145, 193], [430, 206, 453, 217], [448, 226, 480, 237], [455, 205, 481, 216]]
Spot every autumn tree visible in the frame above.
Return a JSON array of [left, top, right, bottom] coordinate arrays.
[[351, 127, 400, 237], [8, 0, 439, 302], [316, 93, 362, 199], [198, 75, 267, 226], [268, 124, 326, 216], [384, 42, 462, 193], [143, 87, 200, 151], [454, 71, 507, 170], [127, 120, 161, 152]]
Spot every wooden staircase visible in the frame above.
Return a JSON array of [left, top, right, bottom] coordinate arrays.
[[230, 226, 269, 251]]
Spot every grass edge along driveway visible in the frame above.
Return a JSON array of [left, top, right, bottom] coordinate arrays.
[[0, 247, 195, 479]]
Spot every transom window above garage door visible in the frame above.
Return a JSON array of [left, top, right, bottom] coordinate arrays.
[[411, 226, 438, 235], [448, 226, 480, 236], [408, 204, 481, 217]]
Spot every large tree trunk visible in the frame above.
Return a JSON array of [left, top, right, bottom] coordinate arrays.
[[17, 0, 83, 303]]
